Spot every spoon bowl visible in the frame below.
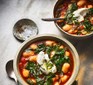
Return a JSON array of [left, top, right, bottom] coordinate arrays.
[[6, 60, 19, 84]]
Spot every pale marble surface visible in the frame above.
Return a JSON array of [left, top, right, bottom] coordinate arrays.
[[0, 0, 93, 85]]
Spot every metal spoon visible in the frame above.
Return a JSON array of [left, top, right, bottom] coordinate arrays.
[[6, 60, 19, 85], [6, 60, 78, 85], [41, 17, 64, 21]]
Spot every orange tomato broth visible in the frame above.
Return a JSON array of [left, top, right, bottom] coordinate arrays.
[[18, 40, 74, 85], [55, 0, 93, 35]]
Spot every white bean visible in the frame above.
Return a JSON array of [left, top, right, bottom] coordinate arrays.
[[77, 0, 86, 7], [30, 44, 37, 50], [88, 5, 93, 8], [62, 63, 70, 73], [63, 24, 72, 31], [61, 75, 68, 83], [65, 51, 70, 57], [23, 51, 34, 57], [45, 40, 54, 46], [29, 55, 37, 62], [50, 51, 55, 58], [22, 69, 29, 78], [54, 81, 60, 85]]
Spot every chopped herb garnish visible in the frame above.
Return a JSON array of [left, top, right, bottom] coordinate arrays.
[[65, 3, 78, 24]]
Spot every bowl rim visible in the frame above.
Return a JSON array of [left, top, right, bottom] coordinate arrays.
[[53, 0, 93, 38], [13, 34, 80, 85]]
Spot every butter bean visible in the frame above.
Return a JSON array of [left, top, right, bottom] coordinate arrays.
[[61, 75, 68, 83], [50, 51, 55, 58], [54, 81, 60, 85], [59, 45, 64, 49], [63, 24, 72, 31], [23, 51, 34, 57], [88, 5, 93, 8], [29, 55, 37, 62], [45, 40, 54, 46], [62, 63, 70, 73], [65, 51, 70, 57], [77, 0, 86, 7], [22, 69, 29, 78], [30, 44, 37, 50], [68, 29, 74, 34]]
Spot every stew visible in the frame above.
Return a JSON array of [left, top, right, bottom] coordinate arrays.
[[55, 0, 93, 35], [19, 40, 74, 85]]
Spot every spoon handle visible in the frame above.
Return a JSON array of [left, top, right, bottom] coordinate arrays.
[[41, 18, 64, 21]]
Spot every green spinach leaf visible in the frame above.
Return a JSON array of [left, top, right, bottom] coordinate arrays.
[[88, 8, 93, 15], [26, 62, 43, 77], [83, 20, 92, 32], [36, 73, 55, 85], [44, 73, 55, 85], [36, 77, 45, 85], [45, 46, 52, 55], [65, 3, 78, 24], [26, 78, 35, 85], [51, 48, 70, 72], [35, 43, 46, 54]]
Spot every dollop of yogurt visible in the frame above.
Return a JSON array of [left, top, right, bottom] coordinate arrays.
[[37, 51, 57, 74], [73, 8, 88, 22]]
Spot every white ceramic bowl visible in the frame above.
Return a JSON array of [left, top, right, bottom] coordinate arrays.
[[53, 0, 93, 39], [13, 34, 80, 85]]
